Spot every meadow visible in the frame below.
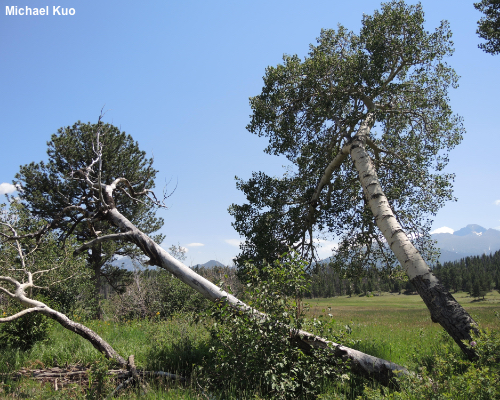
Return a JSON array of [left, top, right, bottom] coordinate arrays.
[[1, 291, 499, 399]]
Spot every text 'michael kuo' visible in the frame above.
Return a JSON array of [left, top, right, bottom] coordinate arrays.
[[5, 6, 76, 16]]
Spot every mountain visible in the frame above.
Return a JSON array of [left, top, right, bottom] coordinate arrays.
[[112, 257, 227, 271], [432, 224, 500, 263], [193, 260, 226, 268], [453, 224, 487, 237], [112, 257, 136, 271]]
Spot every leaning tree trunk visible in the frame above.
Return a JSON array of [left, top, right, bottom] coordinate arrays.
[[74, 195, 408, 386], [91, 243, 104, 320], [0, 280, 127, 367], [349, 115, 478, 358]]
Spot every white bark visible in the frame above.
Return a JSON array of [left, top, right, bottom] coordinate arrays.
[[0, 273, 127, 367], [74, 200, 409, 385], [348, 114, 477, 357], [349, 116, 437, 284]]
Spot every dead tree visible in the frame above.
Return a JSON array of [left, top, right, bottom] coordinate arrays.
[[0, 214, 127, 367], [1, 117, 410, 386]]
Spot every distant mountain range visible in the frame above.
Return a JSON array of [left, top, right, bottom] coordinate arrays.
[[111, 225, 500, 270], [192, 260, 226, 268], [112, 257, 226, 271], [432, 224, 500, 263]]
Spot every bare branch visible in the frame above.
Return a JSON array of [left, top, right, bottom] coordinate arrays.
[[74, 232, 132, 255], [0, 285, 15, 298], [32, 273, 78, 290], [0, 275, 21, 287], [32, 265, 65, 277], [0, 307, 45, 322]]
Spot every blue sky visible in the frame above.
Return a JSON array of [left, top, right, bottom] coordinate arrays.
[[1, 0, 499, 265]]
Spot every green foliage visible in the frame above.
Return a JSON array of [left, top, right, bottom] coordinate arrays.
[[0, 295, 499, 399], [15, 120, 165, 317], [168, 243, 187, 262], [475, 0, 500, 55], [202, 251, 344, 399], [363, 322, 500, 399], [0, 306, 51, 351], [433, 250, 500, 295], [104, 269, 210, 321], [0, 200, 88, 349], [230, 0, 463, 275], [146, 315, 211, 377], [86, 354, 113, 400]]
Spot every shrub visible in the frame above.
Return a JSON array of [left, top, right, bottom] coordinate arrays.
[[363, 315, 500, 399], [0, 302, 51, 351], [201, 251, 345, 399]]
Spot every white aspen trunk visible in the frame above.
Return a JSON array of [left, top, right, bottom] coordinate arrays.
[[0, 282, 127, 366], [91, 206, 408, 385], [349, 115, 478, 358]]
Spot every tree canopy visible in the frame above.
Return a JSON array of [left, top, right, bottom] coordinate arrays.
[[230, 0, 464, 273], [475, 0, 500, 55], [15, 120, 165, 316]]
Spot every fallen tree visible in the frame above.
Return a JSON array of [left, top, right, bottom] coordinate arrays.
[[0, 208, 184, 392], [0, 208, 126, 367], [0, 118, 408, 386]]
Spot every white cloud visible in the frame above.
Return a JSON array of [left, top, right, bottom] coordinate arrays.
[[185, 243, 204, 247], [225, 239, 242, 247], [313, 239, 339, 260], [0, 183, 17, 195], [494, 200, 500, 206], [430, 226, 454, 235]]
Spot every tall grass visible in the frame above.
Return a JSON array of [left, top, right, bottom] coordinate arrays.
[[1, 292, 499, 398]]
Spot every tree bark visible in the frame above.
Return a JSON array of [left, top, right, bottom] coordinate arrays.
[[0, 283, 127, 367], [39, 306, 127, 366], [80, 206, 410, 386], [91, 243, 104, 320], [349, 114, 478, 358]]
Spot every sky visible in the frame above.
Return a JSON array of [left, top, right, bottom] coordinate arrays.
[[1, 0, 499, 266]]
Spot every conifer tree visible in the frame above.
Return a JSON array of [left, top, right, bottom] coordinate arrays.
[[15, 121, 164, 318]]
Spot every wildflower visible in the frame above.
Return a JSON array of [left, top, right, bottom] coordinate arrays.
[[470, 341, 477, 347]]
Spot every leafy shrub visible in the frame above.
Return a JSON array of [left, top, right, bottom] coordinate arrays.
[[363, 315, 500, 399], [86, 354, 113, 400], [201, 251, 345, 399], [0, 303, 51, 351], [103, 269, 210, 321]]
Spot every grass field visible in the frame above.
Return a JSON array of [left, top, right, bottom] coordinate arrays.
[[1, 291, 499, 399], [305, 291, 500, 366]]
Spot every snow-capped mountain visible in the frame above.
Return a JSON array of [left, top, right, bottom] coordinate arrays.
[[432, 224, 500, 263]]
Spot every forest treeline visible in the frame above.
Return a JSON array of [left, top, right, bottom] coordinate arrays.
[[96, 249, 500, 322], [308, 250, 500, 298]]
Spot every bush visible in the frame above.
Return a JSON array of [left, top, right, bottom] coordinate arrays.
[[103, 268, 210, 321], [201, 251, 345, 399], [0, 302, 51, 351], [363, 315, 500, 399]]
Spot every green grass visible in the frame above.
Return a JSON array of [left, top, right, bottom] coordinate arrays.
[[304, 291, 500, 367], [1, 291, 499, 399]]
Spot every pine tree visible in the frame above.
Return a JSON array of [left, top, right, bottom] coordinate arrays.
[[16, 121, 164, 318]]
